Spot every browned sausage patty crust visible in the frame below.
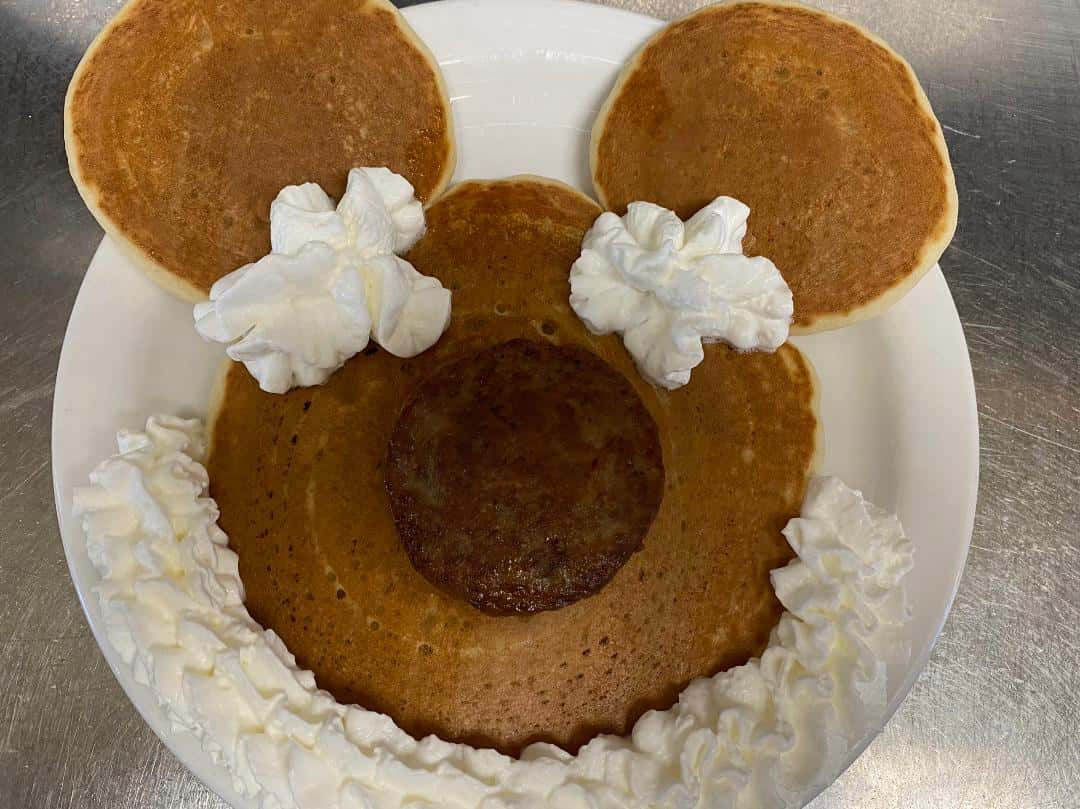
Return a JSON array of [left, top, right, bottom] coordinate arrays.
[[386, 339, 665, 615]]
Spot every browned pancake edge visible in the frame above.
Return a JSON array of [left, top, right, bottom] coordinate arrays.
[[591, 0, 958, 333], [206, 177, 821, 756]]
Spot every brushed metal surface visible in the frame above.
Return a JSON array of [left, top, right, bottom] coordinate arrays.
[[2, 0, 1077, 807]]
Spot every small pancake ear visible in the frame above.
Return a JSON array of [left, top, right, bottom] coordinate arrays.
[[590, 1, 957, 332], [65, 0, 456, 301]]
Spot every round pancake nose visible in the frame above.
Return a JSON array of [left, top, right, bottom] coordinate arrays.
[[385, 338, 665, 615]]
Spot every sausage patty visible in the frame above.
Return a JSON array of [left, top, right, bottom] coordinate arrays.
[[385, 339, 665, 615]]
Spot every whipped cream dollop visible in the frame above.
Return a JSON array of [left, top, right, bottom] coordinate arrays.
[[194, 168, 450, 394], [570, 197, 793, 389], [76, 417, 913, 809]]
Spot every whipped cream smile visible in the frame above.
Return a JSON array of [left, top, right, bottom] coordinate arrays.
[[194, 168, 451, 394], [75, 416, 912, 809], [570, 197, 793, 390]]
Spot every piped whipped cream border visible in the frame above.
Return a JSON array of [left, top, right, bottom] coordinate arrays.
[[74, 416, 913, 809]]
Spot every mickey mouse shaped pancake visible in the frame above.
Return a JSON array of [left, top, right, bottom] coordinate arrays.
[[69, 1, 942, 804]]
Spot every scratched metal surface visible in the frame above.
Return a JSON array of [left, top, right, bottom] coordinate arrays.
[[1, 0, 1078, 806]]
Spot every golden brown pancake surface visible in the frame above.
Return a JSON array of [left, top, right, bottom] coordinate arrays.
[[591, 1, 958, 332], [65, 0, 455, 301], [207, 177, 819, 755]]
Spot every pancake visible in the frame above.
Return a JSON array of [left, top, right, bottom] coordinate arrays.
[[65, 0, 455, 302], [207, 177, 821, 755], [591, 1, 958, 333]]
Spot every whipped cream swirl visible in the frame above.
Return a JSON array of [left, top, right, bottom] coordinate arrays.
[[194, 168, 450, 394], [570, 197, 793, 389], [75, 417, 913, 809]]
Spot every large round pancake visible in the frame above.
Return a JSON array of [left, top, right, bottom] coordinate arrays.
[[207, 177, 821, 755], [65, 0, 455, 302], [591, 1, 958, 333]]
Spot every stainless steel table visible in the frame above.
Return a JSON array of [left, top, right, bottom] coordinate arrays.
[[2, 0, 1077, 806]]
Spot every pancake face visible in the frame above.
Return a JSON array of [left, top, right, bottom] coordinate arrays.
[[591, 1, 958, 332], [387, 338, 665, 615], [208, 178, 820, 755], [65, 0, 455, 301]]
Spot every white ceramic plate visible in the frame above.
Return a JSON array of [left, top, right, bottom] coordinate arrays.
[[52, 1, 979, 805]]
